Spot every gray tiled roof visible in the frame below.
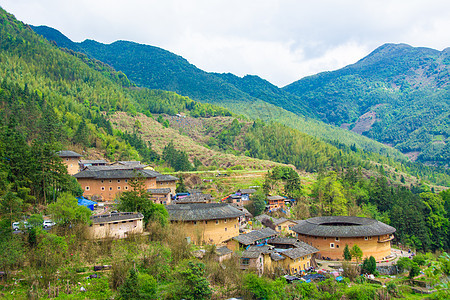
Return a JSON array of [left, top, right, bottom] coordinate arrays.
[[80, 160, 107, 164], [174, 193, 212, 204], [268, 237, 299, 245], [148, 188, 171, 194], [247, 245, 274, 254], [232, 228, 278, 246], [74, 167, 161, 179], [166, 203, 244, 221], [254, 214, 271, 222], [270, 252, 286, 261], [241, 250, 263, 259], [273, 217, 297, 226], [57, 150, 82, 157], [292, 216, 396, 238], [281, 243, 319, 259], [156, 174, 179, 182], [216, 246, 233, 256], [267, 195, 285, 201], [237, 189, 256, 194], [90, 212, 143, 224]]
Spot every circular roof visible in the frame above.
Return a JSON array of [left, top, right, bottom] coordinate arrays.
[[292, 216, 395, 238]]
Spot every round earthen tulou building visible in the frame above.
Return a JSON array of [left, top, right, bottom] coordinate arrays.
[[292, 216, 396, 261]]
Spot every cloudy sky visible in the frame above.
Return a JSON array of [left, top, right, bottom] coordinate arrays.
[[2, 0, 450, 87]]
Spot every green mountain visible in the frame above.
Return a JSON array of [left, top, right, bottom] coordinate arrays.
[[30, 25, 406, 161], [284, 44, 450, 166]]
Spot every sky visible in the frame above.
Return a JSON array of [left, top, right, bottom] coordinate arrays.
[[2, 0, 450, 87]]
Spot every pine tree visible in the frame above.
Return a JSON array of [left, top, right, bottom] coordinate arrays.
[[119, 268, 140, 300], [343, 244, 351, 261]]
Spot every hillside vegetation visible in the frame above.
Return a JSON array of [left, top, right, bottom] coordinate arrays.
[[284, 44, 450, 166], [31, 25, 410, 161]]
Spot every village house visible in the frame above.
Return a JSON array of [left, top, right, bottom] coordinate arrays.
[[148, 188, 172, 204], [79, 159, 107, 169], [87, 212, 144, 239], [173, 192, 212, 204], [266, 195, 286, 211], [215, 246, 233, 262], [222, 194, 243, 206], [74, 166, 160, 201], [240, 250, 265, 275], [229, 204, 253, 227], [277, 245, 319, 275], [255, 215, 298, 235], [292, 216, 396, 261], [236, 188, 256, 201], [57, 150, 82, 175], [227, 227, 278, 251], [155, 174, 178, 197], [237, 237, 319, 275], [165, 203, 244, 245]]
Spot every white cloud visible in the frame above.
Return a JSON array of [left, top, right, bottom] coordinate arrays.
[[1, 0, 449, 86]]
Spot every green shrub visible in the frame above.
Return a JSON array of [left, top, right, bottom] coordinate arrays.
[[345, 284, 379, 300]]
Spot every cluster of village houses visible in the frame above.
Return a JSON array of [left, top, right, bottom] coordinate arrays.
[[58, 150, 396, 276]]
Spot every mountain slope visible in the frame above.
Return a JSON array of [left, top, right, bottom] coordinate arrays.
[[284, 44, 450, 166], [31, 25, 407, 160]]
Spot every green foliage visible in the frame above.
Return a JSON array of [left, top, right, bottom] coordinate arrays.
[[246, 189, 266, 217], [0, 227, 25, 276], [47, 192, 91, 228], [343, 244, 352, 261], [311, 171, 348, 216], [162, 141, 192, 172], [119, 131, 159, 163], [243, 272, 286, 300], [412, 254, 426, 266], [396, 257, 413, 273], [263, 166, 303, 199], [350, 245, 363, 262], [285, 44, 450, 167], [175, 175, 188, 194], [344, 284, 379, 300], [361, 256, 377, 274], [138, 273, 157, 299], [118, 176, 168, 226], [438, 252, 450, 276], [119, 268, 140, 300], [409, 262, 421, 278], [35, 232, 68, 284], [169, 261, 212, 300]]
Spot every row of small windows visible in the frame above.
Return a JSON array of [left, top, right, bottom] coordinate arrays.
[[85, 186, 129, 191], [99, 179, 128, 183], [320, 236, 371, 241], [192, 219, 230, 225], [98, 220, 135, 226]]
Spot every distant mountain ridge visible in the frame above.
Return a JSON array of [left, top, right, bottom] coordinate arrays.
[[31, 25, 449, 166], [284, 43, 449, 166]]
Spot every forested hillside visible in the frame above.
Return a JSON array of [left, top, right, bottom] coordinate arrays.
[[30, 25, 409, 160], [284, 44, 450, 166], [33, 25, 449, 166]]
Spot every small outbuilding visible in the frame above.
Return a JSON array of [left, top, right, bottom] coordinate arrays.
[[87, 212, 144, 239]]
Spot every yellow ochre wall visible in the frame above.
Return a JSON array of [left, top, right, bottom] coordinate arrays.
[[77, 177, 156, 201], [87, 218, 144, 239], [297, 234, 393, 261], [156, 180, 177, 196], [62, 157, 80, 175], [174, 217, 240, 245]]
